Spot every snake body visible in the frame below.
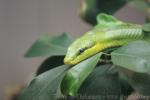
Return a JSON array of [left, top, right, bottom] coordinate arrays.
[[64, 14, 148, 65]]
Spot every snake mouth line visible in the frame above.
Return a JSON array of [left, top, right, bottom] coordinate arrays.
[[64, 39, 140, 65], [64, 43, 104, 65]]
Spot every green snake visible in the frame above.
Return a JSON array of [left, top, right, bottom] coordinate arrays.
[[64, 13, 148, 65]]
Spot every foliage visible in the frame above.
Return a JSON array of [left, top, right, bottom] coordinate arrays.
[[18, 65, 69, 100], [111, 40, 150, 74], [61, 53, 101, 96], [18, 0, 150, 100], [25, 33, 73, 57], [18, 32, 150, 100]]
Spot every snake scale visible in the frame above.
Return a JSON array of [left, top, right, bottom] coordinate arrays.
[[64, 14, 148, 65]]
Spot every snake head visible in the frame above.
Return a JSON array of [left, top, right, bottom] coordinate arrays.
[[63, 28, 108, 65], [64, 37, 95, 65]]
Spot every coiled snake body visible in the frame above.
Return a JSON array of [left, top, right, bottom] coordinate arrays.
[[64, 14, 149, 65]]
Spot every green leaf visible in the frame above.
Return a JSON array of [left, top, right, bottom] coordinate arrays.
[[18, 65, 69, 100], [36, 56, 64, 76], [49, 33, 74, 47], [118, 71, 134, 96], [79, 64, 121, 100], [25, 33, 73, 58], [111, 40, 150, 74], [118, 67, 150, 95], [61, 53, 101, 96]]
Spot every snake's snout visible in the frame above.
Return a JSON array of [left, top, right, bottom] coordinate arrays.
[[64, 57, 73, 65]]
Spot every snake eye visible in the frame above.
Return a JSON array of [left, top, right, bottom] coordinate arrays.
[[79, 48, 85, 54], [78, 47, 88, 55], [78, 42, 94, 55]]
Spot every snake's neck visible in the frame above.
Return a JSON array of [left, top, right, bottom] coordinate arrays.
[[94, 24, 144, 42]]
